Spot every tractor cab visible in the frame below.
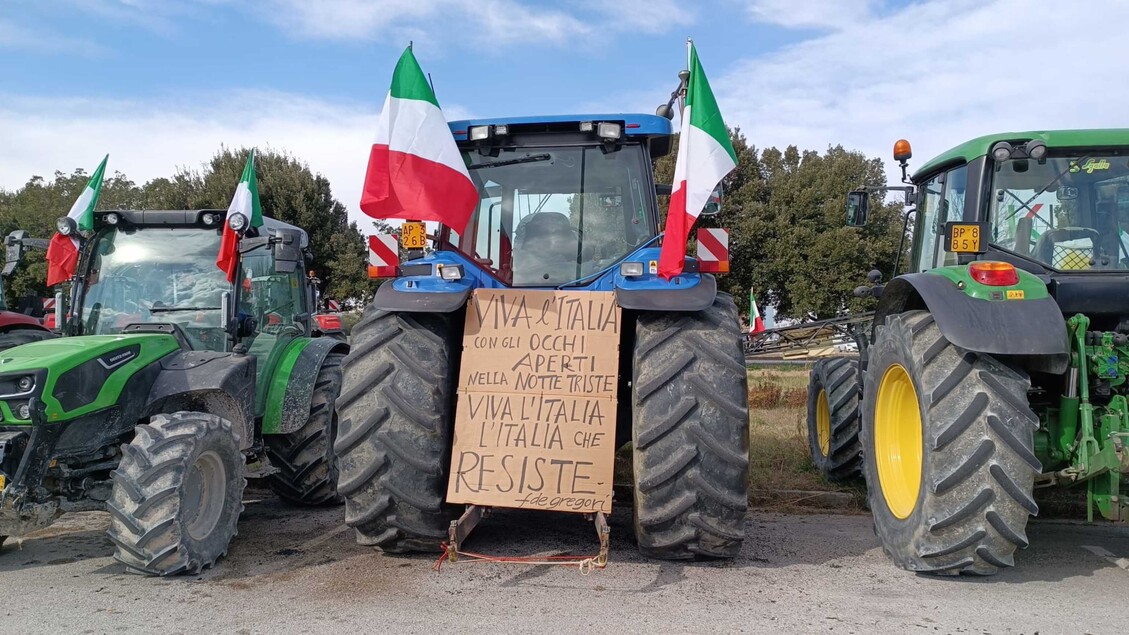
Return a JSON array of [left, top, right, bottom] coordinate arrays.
[[437, 115, 673, 287], [67, 209, 317, 399]]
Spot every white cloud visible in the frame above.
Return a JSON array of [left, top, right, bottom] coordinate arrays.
[[0, 91, 472, 232], [260, 0, 590, 45], [581, 0, 695, 34], [0, 18, 106, 56], [717, 0, 1129, 184], [744, 0, 877, 30]]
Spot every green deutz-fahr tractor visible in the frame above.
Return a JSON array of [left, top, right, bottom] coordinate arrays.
[[808, 131, 1129, 575], [0, 209, 347, 575]]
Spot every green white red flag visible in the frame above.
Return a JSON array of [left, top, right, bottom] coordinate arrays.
[[750, 290, 765, 335], [360, 46, 477, 229], [46, 155, 108, 287], [657, 42, 737, 280], [216, 150, 263, 283]]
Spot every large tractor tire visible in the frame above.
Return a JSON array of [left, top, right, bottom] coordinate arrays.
[[107, 412, 246, 576], [265, 352, 345, 506], [863, 311, 1040, 575], [334, 308, 455, 553], [631, 293, 750, 559], [807, 357, 862, 481], [0, 328, 53, 353]]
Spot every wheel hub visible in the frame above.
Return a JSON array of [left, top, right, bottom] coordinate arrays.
[[874, 363, 923, 520], [816, 388, 831, 457], [183, 450, 227, 541]]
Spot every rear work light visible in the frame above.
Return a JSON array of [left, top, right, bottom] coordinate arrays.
[[969, 261, 1019, 286]]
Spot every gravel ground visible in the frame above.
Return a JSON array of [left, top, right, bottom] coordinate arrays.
[[0, 487, 1125, 634]]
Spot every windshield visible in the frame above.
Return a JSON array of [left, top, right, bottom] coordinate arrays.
[[80, 227, 229, 349], [450, 144, 655, 286], [990, 154, 1129, 270]]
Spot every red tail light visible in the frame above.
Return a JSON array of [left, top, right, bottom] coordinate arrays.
[[969, 261, 1018, 286], [315, 314, 342, 331]]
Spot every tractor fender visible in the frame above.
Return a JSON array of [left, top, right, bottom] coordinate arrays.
[[144, 351, 258, 450], [875, 274, 1070, 373], [615, 273, 717, 312], [262, 337, 349, 435], [371, 278, 471, 313], [0, 311, 48, 331]]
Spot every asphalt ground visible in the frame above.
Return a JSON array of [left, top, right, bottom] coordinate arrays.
[[0, 487, 1125, 634]]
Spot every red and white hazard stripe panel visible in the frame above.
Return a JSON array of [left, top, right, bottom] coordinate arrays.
[[368, 234, 399, 279], [696, 228, 729, 273], [42, 298, 56, 311], [326, 299, 340, 312]]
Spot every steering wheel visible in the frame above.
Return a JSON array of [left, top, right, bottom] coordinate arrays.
[[1032, 227, 1102, 266]]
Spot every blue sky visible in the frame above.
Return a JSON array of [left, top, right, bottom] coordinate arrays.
[[2, 1, 1127, 229]]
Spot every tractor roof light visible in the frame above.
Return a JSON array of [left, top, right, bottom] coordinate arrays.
[[201, 212, 217, 226], [1025, 139, 1048, 161], [227, 212, 248, 232], [468, 125, 492, 141], [493, 124, 508, 136], [579, 121, 594, 132], [104, 212, 120, 225], [969, 260, 1019, 286], [597, 122, 622, 141], [56, 216, 76, 236], [991, 141, 1014, 162]]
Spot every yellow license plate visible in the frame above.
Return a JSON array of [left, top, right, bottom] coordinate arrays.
[[401, 222, 427, 249], [949, 224, 982, 253]]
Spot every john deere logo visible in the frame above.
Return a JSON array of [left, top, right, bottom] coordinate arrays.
[[1070, 158, 1111, 174]]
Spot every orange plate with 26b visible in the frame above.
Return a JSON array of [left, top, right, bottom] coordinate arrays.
[[400, 222, 427, 249]]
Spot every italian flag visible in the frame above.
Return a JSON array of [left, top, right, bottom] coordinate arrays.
[[657, 43, 738, 280], [216, 150, 263, 283], [750, 291, 765, 335], [360, 46, 477, 230], [46, 155, 108, 287]]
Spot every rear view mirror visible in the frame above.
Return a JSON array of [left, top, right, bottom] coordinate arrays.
[[4, 231, 28, 277], [846, 191, 869, 227], [270, 229, 303, 273], [701, 185, 722, 217]]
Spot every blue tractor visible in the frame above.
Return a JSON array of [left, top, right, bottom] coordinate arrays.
[[335, 113, 750, 559]]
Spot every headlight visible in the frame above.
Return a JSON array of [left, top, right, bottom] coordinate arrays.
[[620, 262, 644, 277], [597, 122, 622, 140], [991, 141, 1013, 162], [16, 404, 29, 420], [439, 265, 464, 281], [56, 217, 76, 236], [16, 376, 33, 393], [228, 212, 248, 232]]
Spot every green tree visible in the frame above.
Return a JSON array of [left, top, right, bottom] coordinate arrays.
[[138, 147, 370, 304], [653, 130, 906, 320], [0, 150, 370, 308]]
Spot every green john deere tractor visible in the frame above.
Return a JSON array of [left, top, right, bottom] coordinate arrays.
[[0, 209, 347, 575], [809, 130, 1129, 575]]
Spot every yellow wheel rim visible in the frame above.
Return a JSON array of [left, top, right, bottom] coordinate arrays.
[[815, 389, 831, 457], [874, 363, 923, 520]]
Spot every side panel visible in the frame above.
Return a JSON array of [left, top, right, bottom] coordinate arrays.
[[262, 337, 348, 435], [875, 272, 1070, 372]]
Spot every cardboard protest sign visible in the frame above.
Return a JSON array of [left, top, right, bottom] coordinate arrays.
[[447, 289, 620, 513]]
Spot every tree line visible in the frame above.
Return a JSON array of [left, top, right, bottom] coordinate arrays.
[[656, 129, 906, 320], [0, 148, 371, 306], [0, 137, 905, 322]]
